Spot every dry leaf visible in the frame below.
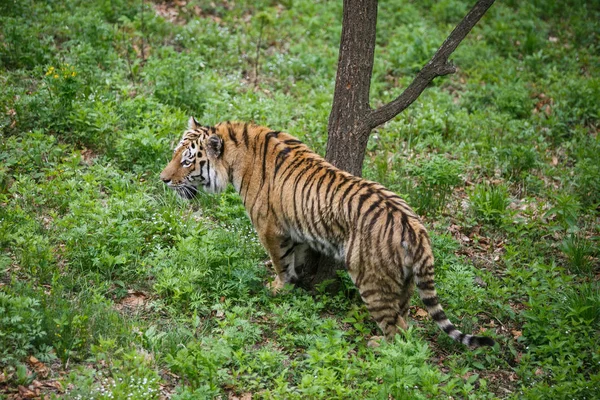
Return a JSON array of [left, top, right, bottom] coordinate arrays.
[[414, 307, 429, 319], [118, 290, 147, 309], [29, 355, 50, 378], [42, 380, 64, 392], [18, 385, 38, 399], [511, 329, 522, 339], [229, 393, 253, 400]]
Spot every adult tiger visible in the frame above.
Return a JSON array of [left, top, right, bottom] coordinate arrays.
[[160, 118, 495, 347]]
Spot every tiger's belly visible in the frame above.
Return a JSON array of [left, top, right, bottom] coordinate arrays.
[[287, 227, 345, 262]]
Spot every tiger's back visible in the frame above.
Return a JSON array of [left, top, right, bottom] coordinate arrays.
[[160, 119, 494, 347]]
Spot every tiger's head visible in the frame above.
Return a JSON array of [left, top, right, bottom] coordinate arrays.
[[160, 117, 229, 199]]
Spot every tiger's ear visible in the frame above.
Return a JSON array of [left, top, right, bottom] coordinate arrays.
[[207, 135, 223, 158], [188, 116, 200, 130]]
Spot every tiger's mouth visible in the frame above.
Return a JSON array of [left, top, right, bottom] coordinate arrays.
[[173, 184, 199, 200]]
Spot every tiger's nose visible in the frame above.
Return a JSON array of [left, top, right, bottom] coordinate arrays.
[[159, 172, 171, 183]]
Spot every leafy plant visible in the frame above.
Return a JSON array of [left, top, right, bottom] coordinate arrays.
[[407, 155, 463, 215], [544, 193, 581, 230], [0, 293, 47, 367], [469, 183, 510, 225], [560, 234, 596, 275], [66, 340, 161, 400]]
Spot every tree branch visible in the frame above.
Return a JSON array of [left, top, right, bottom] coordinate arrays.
[[368, 0, 495, 129]]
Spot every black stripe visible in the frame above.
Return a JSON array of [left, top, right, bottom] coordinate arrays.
[[280, 244, 297, 260], [300, 166, 323, 234], [279, 155, 309, 183], [413, 230, 428, 264], [324, 169, 338, 198], [291, 163, 316, 232], [274, 147, 291, 177], [416, 280, 435, 291], [343, 184, 363, 218], [422, 297, 438, 308], [227, 123, 238, 146], [442, 323, 456, 334], [430, 310, 446, 321], [367, 304, 395, 313], [313, 169, 333, 237], [261, 131, 280, 182], [355, 191, 375, 213], [242, 123, 249, 148]]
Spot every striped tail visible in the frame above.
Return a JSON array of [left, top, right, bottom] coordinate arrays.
[[415, 258, 495, 347]]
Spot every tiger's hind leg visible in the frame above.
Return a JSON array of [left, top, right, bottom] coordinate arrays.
[[346, 264, 408, 339], [399, 270, 415, 323]]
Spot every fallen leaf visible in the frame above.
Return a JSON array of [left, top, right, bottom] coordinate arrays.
[[118, 290, 147, 309], [535, 368, 543, 376], [414, 307, 429, 319], [29, 355, 50, 378], [42, 380, 64, 392], [18, 385, 38, 399], [511, 329, 522, 339]]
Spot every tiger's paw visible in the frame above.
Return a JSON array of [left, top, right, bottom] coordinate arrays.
[[267, 275, 285, 294]]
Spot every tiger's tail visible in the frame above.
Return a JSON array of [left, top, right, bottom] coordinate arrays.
[[414, 256, 495, 347]]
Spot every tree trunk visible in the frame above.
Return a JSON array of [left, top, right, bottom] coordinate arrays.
[[296, 0, 496, 292], [325, 0, 378, 178]]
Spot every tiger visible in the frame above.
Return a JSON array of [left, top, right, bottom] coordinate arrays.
[[160, 117, 495, 347]]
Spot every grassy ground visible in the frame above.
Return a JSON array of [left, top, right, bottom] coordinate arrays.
[[1, 0, 599, 398]]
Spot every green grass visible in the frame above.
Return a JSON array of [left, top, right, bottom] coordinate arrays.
[[1, 0, 599, 398]]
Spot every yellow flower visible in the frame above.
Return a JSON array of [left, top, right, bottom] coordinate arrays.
[[53, 74, 59, 79], [71, 71, 76, 77]]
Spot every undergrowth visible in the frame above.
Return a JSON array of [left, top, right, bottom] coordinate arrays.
[[1, 0, 598, 398]]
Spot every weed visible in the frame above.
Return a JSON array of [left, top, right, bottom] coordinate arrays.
[[407, 155, 463, 215], [544, 193, 581, 230], [469, 183, 510, 225], [560, 234, 597, 275], [0, 292, 47, 367], [66, 340, 161, 399]]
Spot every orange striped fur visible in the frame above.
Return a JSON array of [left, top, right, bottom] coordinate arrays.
[[160, 118, 494, 347]]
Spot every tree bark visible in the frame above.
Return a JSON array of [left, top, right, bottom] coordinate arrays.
[[325, 0, 378, 178], [296, 0, 496, 292]]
